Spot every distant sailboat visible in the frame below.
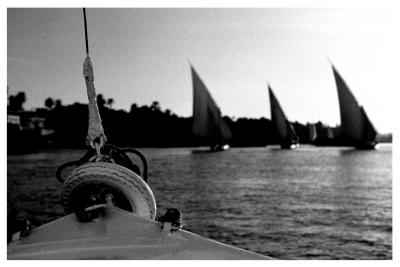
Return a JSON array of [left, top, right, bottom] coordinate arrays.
[[268, 85, 299, 149], [307, 123, 317, 143], [331, 65, 378, 149], [190, 65, 232, 151]]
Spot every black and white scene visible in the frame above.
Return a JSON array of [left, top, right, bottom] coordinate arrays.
[[7, 7, 395, 260]]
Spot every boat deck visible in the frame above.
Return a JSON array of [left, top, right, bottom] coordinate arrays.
[[8, 208, 271, 260]]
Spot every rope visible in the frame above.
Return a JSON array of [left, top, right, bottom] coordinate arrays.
[[56, 149, 93, 183], [56, 11, 150, 185], [82, 8, 107, 151], [56, 144, 148, 183], [119, 147, 148, 182], [83, 8, 89, 55]]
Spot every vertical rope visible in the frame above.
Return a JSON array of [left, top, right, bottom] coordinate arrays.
[[83, 8, 89, 55]]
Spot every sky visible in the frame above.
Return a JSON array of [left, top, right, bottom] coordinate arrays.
[[7, 8, 400, 133]]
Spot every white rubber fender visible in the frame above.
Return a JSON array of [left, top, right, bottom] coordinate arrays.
[[61, 162, 157, 220]]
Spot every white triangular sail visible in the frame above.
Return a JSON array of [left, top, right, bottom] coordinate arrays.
[[307, 123, 317, 142], [191, 66, 232, 145], [268, 85, 299, 148]]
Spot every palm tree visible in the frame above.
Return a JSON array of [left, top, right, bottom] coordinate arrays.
[[45, 97, 54, 109], [96, 94, 106, 108], [151, 101, 160, 111], [107, 98, 114, 109], [55, 99, 63, 108], [8, 92, 26, 111]]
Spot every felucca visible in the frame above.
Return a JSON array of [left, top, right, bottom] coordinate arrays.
[[190, 64, 232, 151], [268, 85, 299, 149], [331, 64, 377, 149]]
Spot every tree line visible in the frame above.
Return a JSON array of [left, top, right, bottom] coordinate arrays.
[[7, 91, 330, 150]]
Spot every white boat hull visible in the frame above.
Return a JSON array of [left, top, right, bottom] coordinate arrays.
[[8, 208, 271, 260]]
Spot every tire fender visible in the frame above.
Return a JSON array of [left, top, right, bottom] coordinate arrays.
[[61, 162, 156, 219]]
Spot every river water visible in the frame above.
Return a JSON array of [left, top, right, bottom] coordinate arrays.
[[7, 145, 392, 259]]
